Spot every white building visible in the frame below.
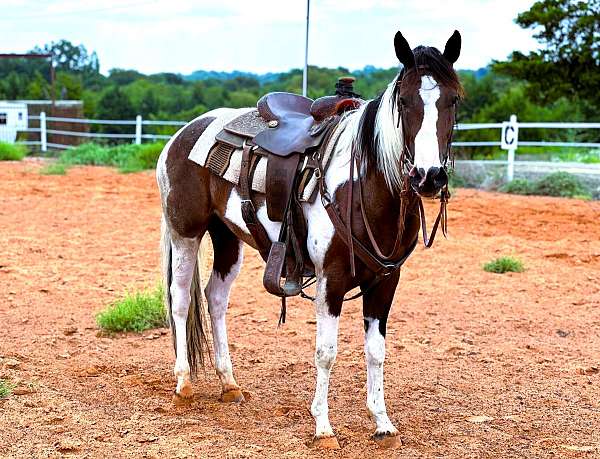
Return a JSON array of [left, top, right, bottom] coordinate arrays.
[[0, 101, 28, 143]]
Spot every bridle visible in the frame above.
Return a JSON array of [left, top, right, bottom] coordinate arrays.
[[316, 69, 457, 294], [396, 66, 456, 247]]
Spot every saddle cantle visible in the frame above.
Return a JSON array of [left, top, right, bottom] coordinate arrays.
[[209, 77, 362, 307]]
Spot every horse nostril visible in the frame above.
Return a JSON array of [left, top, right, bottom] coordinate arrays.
[[431, 167, 448, 188], [427, 167, 441, 179]]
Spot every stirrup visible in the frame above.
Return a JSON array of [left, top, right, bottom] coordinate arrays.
[[282, 278, 302, 297], [263, 241, 303, 297]]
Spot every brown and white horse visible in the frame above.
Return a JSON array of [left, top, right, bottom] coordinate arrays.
[[157, 30, 462, 447]]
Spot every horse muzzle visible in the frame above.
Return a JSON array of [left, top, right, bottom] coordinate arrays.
[[409, 166, 448, 198]]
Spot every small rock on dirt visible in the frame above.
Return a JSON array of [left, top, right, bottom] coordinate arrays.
[[13, 386, 35, 396], [560, 445, 595, 452], [55, 439, 80, 452], [4, 358, 21, 369], [136, 436, 159, 443], [576, 366, 599, 375], [63, 326, 78, 336], [466, 415, 494, 424]]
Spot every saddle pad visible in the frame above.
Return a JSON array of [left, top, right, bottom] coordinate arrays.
[[188, 109, 344, 202], [188, 107, 255, 166]]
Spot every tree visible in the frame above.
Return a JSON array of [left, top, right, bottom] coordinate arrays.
[[494, 0, 600, 110], [108, 69, 145, 86], [140, 89, 159, 116], [33, 40, 100, 75], [96, 87, 136, 134]]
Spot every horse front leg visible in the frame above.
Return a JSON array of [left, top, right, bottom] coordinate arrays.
[[363, 273, 402, 448], [310, 276, 343, 449]]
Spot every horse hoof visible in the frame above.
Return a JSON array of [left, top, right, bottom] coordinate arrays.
[[220, 388, 245, 403], [311, 435, 341, 450], [172, 392, 193, 406], [372, 431, 402, 449]]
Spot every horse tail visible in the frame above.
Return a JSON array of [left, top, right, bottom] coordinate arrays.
[[161, 215, 211, 376]]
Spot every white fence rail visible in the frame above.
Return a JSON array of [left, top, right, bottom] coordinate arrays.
[[14, 112, 600, 181], [17, 113, 187, 150]]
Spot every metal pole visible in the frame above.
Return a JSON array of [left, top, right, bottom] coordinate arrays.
[[302, 0, 310, 97]]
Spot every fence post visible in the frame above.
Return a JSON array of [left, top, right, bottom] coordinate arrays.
[[506, 114, 517, 181], [135, 115, 142, 145], [40, 111, 47, 152]]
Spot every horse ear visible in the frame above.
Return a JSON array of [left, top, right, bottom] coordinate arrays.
[[394, 31, 415, 70], [443, 30, 461, 64]]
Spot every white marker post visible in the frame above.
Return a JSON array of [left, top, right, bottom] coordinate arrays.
[[135, 115, 142, 145], [40, 111, 47, 152], [501, 114, 518, 181]]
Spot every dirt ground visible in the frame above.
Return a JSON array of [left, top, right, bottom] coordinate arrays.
[[1, 159, 599, 458]]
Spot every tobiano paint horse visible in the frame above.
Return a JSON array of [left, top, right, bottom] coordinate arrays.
[[156, 30, 463, 447]]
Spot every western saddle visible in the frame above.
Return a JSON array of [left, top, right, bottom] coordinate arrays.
[[211, 77, 362, 318]]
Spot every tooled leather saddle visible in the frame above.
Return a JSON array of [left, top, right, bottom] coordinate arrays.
[[210, 77, 362, 317]]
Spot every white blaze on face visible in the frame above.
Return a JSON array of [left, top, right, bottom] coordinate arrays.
[[413, 75, 441, 171]]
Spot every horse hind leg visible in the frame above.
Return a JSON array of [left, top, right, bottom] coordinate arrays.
[[205, 218, 244, 403], [162, 221, 209, 403]]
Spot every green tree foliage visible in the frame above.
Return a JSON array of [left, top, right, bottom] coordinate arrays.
[[96, 87, 136, 134], [33, 39, 99, 75], [494, 0, 600, 111]]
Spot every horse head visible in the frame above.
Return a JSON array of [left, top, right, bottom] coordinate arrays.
[[394, 30, 463, 198]]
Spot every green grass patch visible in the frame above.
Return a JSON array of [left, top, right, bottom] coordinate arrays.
[[39, 162, 69, 175], [483, 257, 524, 274], [57, 142, 164, 173], [534, 172, 590, 198], [500, 178, 534, 195], [96, 285, 166, 333], [500, 172, 592, 199], [0, 379, 15, 399], [0, 142, 27, 161]]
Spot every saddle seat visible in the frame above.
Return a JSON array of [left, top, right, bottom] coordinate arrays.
[[254, 92, 324, 157]]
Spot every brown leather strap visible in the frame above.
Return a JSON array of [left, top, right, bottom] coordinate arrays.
[[353, 151, 404, 261], [239, 142, 271, 261], [417, 189, 449, 248], [323, 199, 398, 275]]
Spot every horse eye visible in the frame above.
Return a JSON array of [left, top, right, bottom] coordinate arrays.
[[399, 97, 407, 107]]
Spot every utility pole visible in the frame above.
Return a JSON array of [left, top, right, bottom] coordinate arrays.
[[302, 0, 310, 97]]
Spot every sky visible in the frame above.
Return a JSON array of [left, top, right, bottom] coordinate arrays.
[[2, 0, 541, 75]]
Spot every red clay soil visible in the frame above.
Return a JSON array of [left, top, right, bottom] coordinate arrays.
[[1, 159, 599, 458]]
